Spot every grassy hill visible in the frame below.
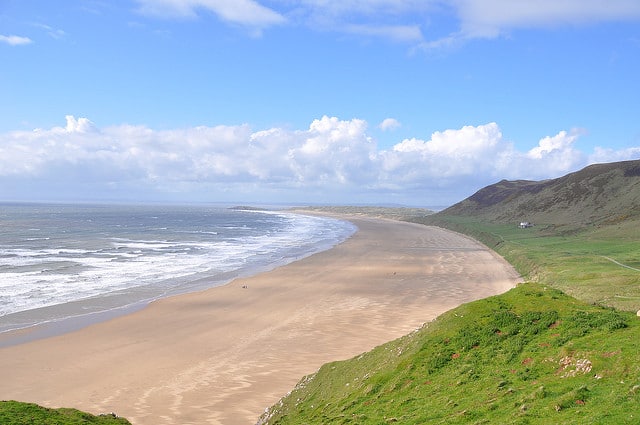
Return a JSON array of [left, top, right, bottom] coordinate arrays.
[[0, 401, 131, 424], [443, 159, 640, 229], [259, 160, 640, 424], [258, 284, 639, 424]]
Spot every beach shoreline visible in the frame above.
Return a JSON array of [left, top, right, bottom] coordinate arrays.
[[0, 214, 521, 425], [0, 206, 356, 342]]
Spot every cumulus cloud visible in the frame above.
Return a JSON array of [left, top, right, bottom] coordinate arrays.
[[288, 116, 376, 186], [63, 115, 97, 133], [381, 123, 505, 184], [135, 0, 285, 29], [499, 130, 587, 181], [0, 35, 33, 45], [379, 118, 401, 131], [0, 116, 637, 205], [527, 129, 582, 159], [590, 146, 640, 164]]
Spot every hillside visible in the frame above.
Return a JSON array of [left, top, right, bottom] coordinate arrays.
[[442, 159, 640, 228], [416, 159, 640, 311], [258, 284, 639, 424], [0, 401, 131, 424]]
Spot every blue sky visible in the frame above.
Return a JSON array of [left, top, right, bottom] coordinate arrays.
[[1, 0, 640, 207]]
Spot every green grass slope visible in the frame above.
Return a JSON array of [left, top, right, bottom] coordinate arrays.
[[0, 401, 131, 425], [258, 284, 640, 424]]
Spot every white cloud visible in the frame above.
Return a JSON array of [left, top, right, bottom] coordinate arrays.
[[454, 0, 640, 38], [394, 123, 502, 157], [383, 123, 504, 181], [63, 115, 97, 133], [416, 0, 640, 46], [134, 0, 640, 43], [288, 116, 376, 186], [291, 0, 640, 46], [295, 0, 433, 17], [33, 23, 66, 40], [499, 129, 587, 180], [527, 129, 580, 159], [379, 118, 401, 131], [344, 24, 424, 42], [0, 116, 637, 205], [285, 0, 434, 42], [0, 35, 33, 46], [590, 146, 640, 164], [135, 0, 285, 28]]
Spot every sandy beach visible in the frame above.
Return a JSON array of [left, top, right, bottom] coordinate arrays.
[[0, 215, 521, 425]]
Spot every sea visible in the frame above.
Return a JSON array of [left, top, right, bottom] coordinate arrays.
[[0, 203, 356, 335]]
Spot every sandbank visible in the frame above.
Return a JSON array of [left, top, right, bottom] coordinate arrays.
[[0, 215, 521, 425]]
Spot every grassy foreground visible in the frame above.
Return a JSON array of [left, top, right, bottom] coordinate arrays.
[[259, 284, 639, 424], [0, 401, 131, 424]]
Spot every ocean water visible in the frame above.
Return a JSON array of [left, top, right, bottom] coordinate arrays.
[[0, 203, 356, 333]]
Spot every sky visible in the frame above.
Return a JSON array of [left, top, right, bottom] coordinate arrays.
[[1, 1, 640, 207]]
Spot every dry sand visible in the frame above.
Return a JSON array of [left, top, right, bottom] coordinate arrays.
[[0, 215, 521, 425]]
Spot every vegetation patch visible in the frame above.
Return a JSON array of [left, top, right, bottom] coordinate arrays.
[[0, 401, 131, 425], [259, 284, 640, 424]]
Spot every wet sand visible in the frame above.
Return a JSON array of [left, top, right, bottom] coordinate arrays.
[[0, 216, 521, 424]]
